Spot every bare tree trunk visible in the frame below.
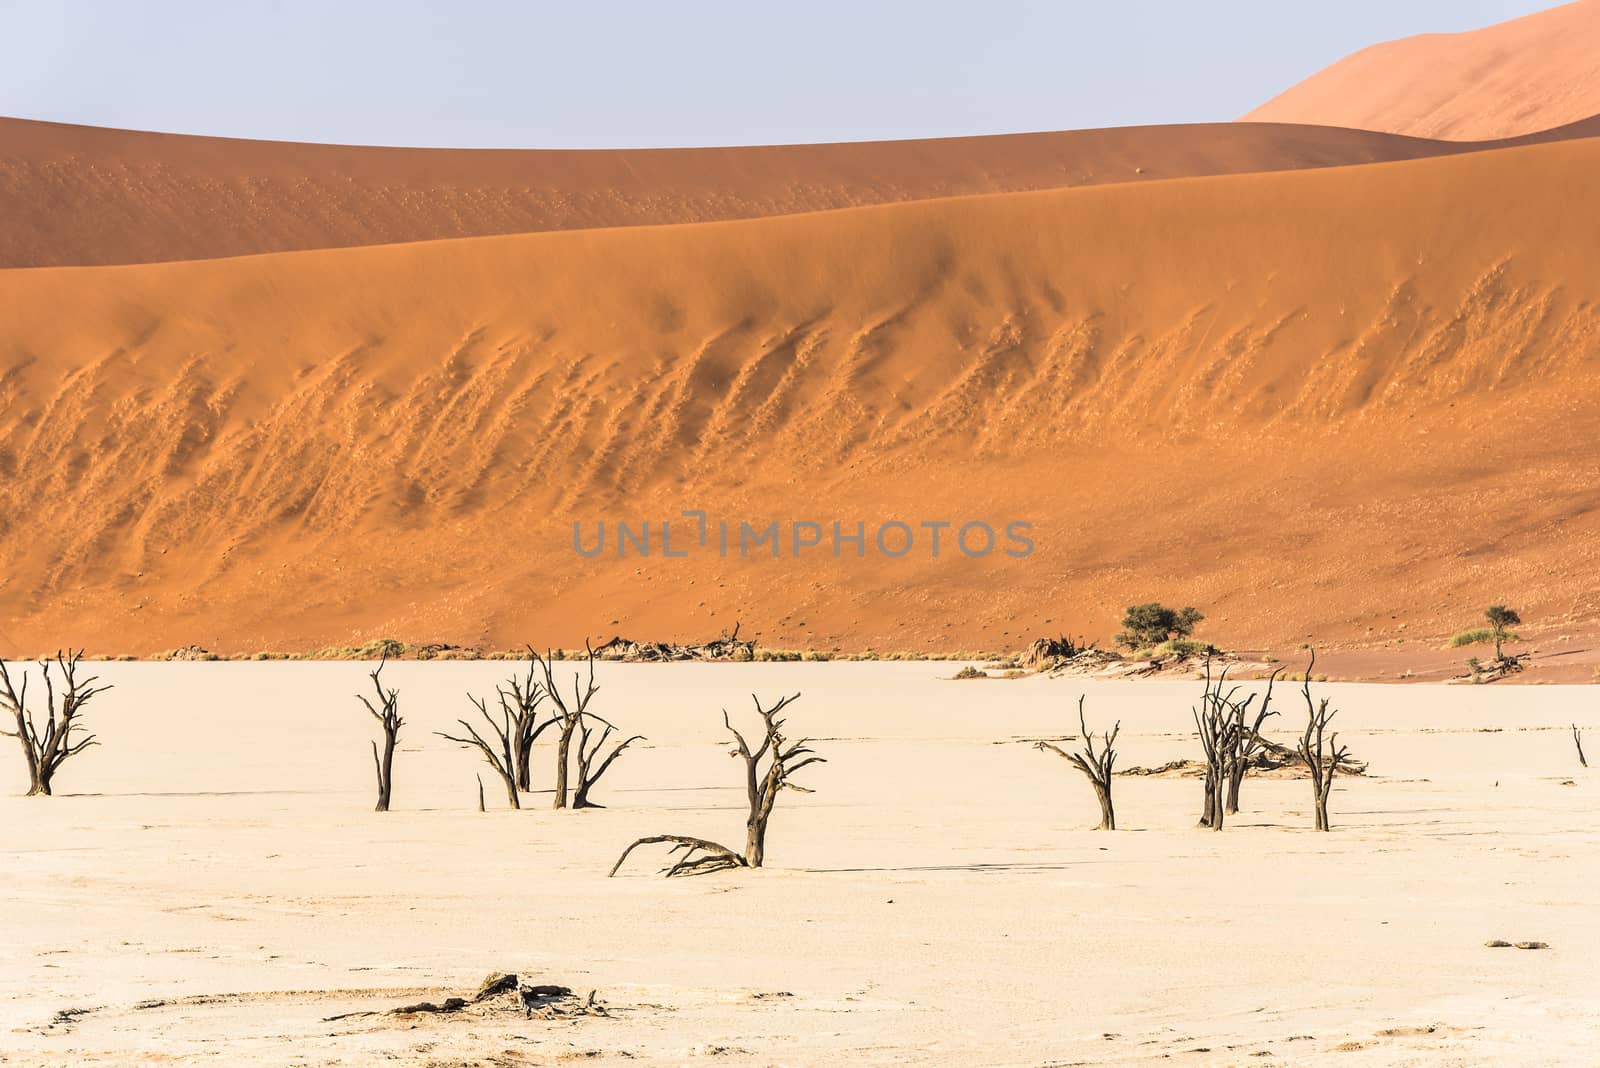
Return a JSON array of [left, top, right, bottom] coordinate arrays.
[[1193, 660, 1238, 831], [372, 735, 396, 811], [1225, 760, 1245, 814], [1090, 779, 1114, 830], [553, 728, 573, 808], [1574, 725, 1588, 769], [1193, 659, 1279, 825], [516, 732, 537, 791], [499, 652, 548, 793], [436, 694, 521, 810], [358, 656, 402, 812], [745, 771, 772, 868], [1036, 695, 1119, 830], [1199, 766, 1221, 829], [571, 715, 643, 809], [1225, 670, 1282, 817], [1296, 650, 1349, 832], [728, 694, 822, 867], [611, 692, 822, 876], [1, 652, 109, 797], [535, 643, 601, 810]]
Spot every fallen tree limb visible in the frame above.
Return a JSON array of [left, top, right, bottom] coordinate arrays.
[[609, 834, 747, 877]]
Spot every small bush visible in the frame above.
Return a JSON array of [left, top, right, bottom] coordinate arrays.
[[952, 665, 986, 680], [1116, 602, 1204, 650], [1449, 628, 1495, 648]]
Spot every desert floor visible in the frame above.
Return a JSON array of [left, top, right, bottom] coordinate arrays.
[[1, 661, 1596, 1066]]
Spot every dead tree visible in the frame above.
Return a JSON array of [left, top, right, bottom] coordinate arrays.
[[1193, 659, 1250, 829], [1574, 725, 1588, 769], [0, 651, 109, 797], [1296, 650, 1350, 831], [610, 692, 824, 875], [437, 692, 522, 809], [571, 714, 644, 809], [534, 642, 600, 809], [1035, 695, 1119, 829], [356, 655, 403, 812], [1191, 659, 1285, 826], [503, 651, 551, 791], [1227, 667, 1283, 814]]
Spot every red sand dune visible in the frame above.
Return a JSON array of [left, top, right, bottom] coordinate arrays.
[[2, 136, 1598, 658], [1244, 0, 1600, 139], [1, 113, 1597, 268]]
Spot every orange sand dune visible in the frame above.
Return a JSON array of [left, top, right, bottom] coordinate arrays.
[[2, 137, 1600, 658], [4, 113, 1599, 268], [1245, 0, 1600, 139]]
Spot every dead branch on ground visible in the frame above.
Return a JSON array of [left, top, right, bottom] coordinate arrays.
[[608, 834, 747, 877]]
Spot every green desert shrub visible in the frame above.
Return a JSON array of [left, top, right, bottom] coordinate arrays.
[[1115, 603, 1204, 651], [1451, 605, 1523, 661], [1449, 627, 1495, 648]]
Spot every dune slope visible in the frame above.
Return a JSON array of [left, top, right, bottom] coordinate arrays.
[[1245, 0, 1600, 139], [2, 138, 1599, 656], [2, 114, 1597, 268]]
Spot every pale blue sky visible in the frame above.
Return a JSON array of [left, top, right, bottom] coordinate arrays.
[[0, 0, 1556, 147]]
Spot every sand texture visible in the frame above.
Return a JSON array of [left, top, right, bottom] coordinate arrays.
[[2, 136, 1600, 657]]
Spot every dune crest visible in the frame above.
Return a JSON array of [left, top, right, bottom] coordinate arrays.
[[2, 138, 1599, 655], [1244, 0, 1600, 139], [3, 113, 1598, 268]]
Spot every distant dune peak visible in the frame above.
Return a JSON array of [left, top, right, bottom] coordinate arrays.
[[1243, 0, 1600, 140]]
